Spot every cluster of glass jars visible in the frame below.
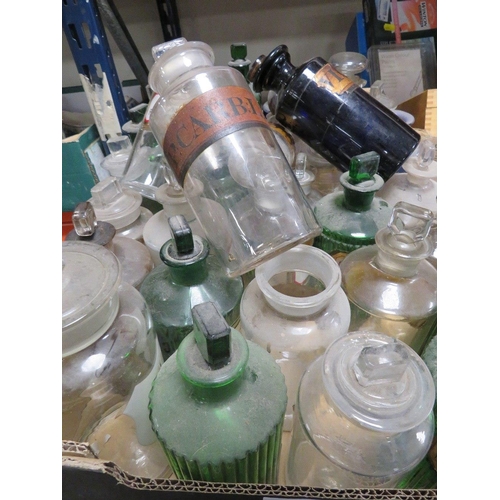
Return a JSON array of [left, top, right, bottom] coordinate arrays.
[[62, 37, 437, 490]]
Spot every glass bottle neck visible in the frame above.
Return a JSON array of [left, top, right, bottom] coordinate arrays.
[[343, 189, 376, 212], [373, 249, 421, 278], [169, 258, 208, 285]]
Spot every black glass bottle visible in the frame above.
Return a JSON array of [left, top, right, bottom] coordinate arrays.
[[249, 45, 421, 181]]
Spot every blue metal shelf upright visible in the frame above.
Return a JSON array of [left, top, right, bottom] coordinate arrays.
[[62, 0, 130, 142]]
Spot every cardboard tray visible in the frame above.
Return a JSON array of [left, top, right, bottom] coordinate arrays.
[[62, 441, 437, 499]]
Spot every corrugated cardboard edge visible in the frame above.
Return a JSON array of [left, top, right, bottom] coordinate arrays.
[[397, 90, 437, 137], [62, 441, 437, 499]]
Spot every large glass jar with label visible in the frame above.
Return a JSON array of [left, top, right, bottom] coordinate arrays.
[[149, 301, 287, 483], [287, 331, 436, 488], [140, 214, 244, 360], [146, 37, 321, 277], [239, 244, 351, 431], [340, 201, 437, 354], [248, 44, 424, 182], [66, 202, 153, 290], [62, 240, 171, 478]]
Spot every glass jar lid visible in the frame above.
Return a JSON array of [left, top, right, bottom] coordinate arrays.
[[323, 331, 435, 433], [89, 177, 142, 229], [62, 241, 121, 357]]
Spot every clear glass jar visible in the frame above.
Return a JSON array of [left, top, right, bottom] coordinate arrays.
[[142, 182, 206, 267], [62, 240, 171, 478], [140, 214, 244, 360], [89, 176, 152, 242], [239, 244, 350, 431], [66, 202, 153, 290], [149, 301, 287, 483], [340, 201, 437, 354], [146, 37, 321, 277], [287, 331, 435, 488]]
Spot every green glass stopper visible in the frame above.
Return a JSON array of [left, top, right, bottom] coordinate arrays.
[[230, 43, 248, 60], [169, 214, 194, 255], [192, 302, 231, 368], [348, 151, 380, 184]]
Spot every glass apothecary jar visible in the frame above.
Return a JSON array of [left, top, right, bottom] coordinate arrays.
[[89, 176, 152, 242], [287, 331, 435, 488], [140, 214, 244, 360], [313, 151, 393, 263], [146, 37, 321, 277], [340, 201, 437, 354], [239, 244, 351, 431], [66, 202, 153, 290], [62, 240, 171, 478], [149, 301, 287, 483]]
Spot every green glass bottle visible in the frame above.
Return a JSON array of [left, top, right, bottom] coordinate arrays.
[[140, 214, 244, 360], [313, 151, 393, 263], [149, 301, 288, 483]]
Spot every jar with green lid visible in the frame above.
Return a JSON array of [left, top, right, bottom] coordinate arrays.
[[149, 301, 287, 483], [313, 151, 393, 264], [140, 214, 244, 360]]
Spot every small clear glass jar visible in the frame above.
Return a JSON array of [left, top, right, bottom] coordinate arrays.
[[146, 37, 321, 277], [149, 301, 287, 483], [287, 331, 436, 488], [62, 240, 171, 478], [89, 176, 152, 242], [239, 244, 351, 431]]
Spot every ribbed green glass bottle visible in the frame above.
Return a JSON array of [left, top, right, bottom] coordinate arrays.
[[313, 151, 393, 263], [149, 301, 287, 483], [140, 215, 244, 360]]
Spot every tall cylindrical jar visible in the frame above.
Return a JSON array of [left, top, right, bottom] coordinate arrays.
[[146, 38, 321, 277], [62, 240, 171, 478], [239, 244, 351, 431], [149, 301, 287, 483], [248, 44, 423, 182], [287, 331, 436, 488]]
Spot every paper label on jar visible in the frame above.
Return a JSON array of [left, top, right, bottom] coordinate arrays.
[[314, 64, 356, 95], [163, 86, 270, 185]]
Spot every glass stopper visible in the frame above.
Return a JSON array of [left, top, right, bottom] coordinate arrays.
[[388, 201, 434, 244], [192, 302, 231, 368], [354, 341, 409, 387], [348, 151, 380, 183], [72, 202, 97, 237], [168, 214, 194, 255]]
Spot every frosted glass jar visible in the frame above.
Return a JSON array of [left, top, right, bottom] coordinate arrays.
[[89, 176, 152, 242], [146, 37, 321, 277], [239, 244, 351, 431], [62, 241, 171, 478], [66, 202, 153, 290], [287, 331, 435, 488]]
